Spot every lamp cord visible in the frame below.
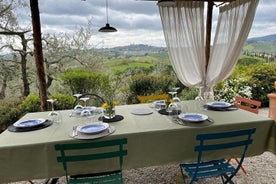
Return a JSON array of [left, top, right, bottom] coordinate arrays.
[[106, 0, 109, 23]]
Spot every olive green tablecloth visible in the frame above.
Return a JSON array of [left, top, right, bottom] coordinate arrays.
[[0, 101, 275, 182]]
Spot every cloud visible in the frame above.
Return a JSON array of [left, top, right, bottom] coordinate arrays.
[[15, 0, 276, 47]]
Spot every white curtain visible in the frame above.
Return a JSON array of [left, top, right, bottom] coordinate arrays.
[[159, 1, 205, 87], [158, 0, 259, 97], [206, 0, 259, 87]]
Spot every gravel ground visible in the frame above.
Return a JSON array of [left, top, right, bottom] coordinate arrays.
[[7, 108, 276, 184]]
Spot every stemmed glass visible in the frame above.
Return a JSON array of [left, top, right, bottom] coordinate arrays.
[[170, 87, 181, 102], [73, 93, 82, 100], [172, 87, 180, 93], [71, 94, 83, 117], [80, 97, 90, 107], [47, 99, 62, 123], [167, 102, 179, 121]]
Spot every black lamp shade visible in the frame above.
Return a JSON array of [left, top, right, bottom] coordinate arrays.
[[98, 23, 117, 32]]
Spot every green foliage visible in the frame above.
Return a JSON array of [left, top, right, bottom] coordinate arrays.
[[19, 94, 41, 112], [180, 87, 198, 100], [60, 69, 111, 95], [248, 64, 276, 106], [129, 74, 174, 96], [243, 42, 276, 53], [48, 93, 75, 110], [214, 77, 252, 103], [237, 55, 263, 66], [213, 61, 276, 106], [0, 98, 24, 131]]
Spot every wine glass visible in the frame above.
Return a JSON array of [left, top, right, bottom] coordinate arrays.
[[47, 99, 62, 123], [168, 91, 177, 97], [70, 94, 83, 117], [73, 93, 82, 100], [80, 97, 90, 107], [80, 109, 94, 125], [171, 87, 181, 102], [172, 87, 180, 93], [167, 102, 178, 121]]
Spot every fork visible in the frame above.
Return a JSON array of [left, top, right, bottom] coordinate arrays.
[[72, 126, 78, 137]]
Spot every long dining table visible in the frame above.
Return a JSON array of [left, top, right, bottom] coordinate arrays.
[[0, 100, 275, 183]]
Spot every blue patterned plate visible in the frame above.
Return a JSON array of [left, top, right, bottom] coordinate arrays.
[[207, 102, 231, 108], [13, 119, 46, 128], [178, 113, 208, 122], [77, 123, 109, 134]]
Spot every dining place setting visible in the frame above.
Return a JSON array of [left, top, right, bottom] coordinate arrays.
[[7, 98, 60, 133], [7, 118, 53, 132], [143, 88, 242, 127], [67, 94, 126, 139]]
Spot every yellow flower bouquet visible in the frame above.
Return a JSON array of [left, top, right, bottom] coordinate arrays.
[[102, 100, 119, 119]]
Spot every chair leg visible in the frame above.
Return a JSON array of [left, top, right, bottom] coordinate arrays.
[[227, 158, 247, 174], [234, 158, 247, 174], [28, 181, 34, 184]]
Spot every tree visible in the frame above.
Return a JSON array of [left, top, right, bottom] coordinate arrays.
[[0, 0, 33, 97], [0, 30, 33, 97], [42, 20, 105, 92]]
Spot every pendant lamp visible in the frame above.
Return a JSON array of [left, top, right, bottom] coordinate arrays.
[[99, 0, 117, 32]]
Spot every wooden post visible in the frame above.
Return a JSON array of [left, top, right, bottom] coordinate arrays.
[[30, 0, 48, 111], [205, 0, 214, 72]]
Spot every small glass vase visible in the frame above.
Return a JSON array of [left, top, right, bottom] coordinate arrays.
[[103, 107, 116, 119]]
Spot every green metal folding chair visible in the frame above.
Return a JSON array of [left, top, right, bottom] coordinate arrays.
[[180, 128, 256, 184], [55, 138, 127, 184]]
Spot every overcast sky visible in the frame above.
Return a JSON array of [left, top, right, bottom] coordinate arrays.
[[22, 0, 276, 48]]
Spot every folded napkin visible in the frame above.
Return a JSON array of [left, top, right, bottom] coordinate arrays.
[[98, 115, 124, 123], [158, 109, 181, 115]]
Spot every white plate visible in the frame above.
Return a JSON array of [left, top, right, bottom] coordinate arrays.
[[70, 126, 115, 140], [13, 119, 46, 128], [131, 108, 153, 115], [178, 113, 208, 122], [206, 102, 231, 108], [76, 123, 109, 134]]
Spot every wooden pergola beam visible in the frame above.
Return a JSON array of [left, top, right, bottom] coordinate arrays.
[[205, 0, 214, 72], [30, 0, 48, 111]]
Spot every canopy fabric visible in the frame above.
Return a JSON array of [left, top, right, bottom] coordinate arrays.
[[158, 0, 259, 98], [207, 0, 259, 87], [159, 1, 205, 88]]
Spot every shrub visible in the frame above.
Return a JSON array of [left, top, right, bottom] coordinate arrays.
[[0, 98, 24, 131], [19, 93, 41, 113], [214, 77, 252, 103], [60, 69, 111, 95], [248, 64, 276, 106], [48, 93, 75, 110], [129, 74, 175, 96]]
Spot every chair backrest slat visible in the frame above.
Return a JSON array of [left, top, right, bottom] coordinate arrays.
[[57, 150, 128, 163], [55, 138, 127, 151], [195, 140, 253, 151], [138, 94, 169, 103], [196, 128, 256, 140], [234, 96, 261, 114], [195, 128, 256, 157]]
